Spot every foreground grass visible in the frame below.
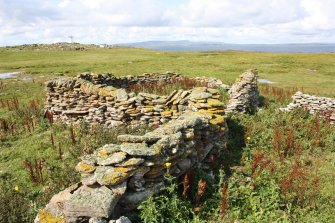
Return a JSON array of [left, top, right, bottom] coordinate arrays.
[[0, 47, 335, 222]]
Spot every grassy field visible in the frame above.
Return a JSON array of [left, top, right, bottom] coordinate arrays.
[[1, 47, 335, 96], [0, 46, 334, 222]]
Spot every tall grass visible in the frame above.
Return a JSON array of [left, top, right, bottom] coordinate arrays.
[[126, 78, 210, 95]]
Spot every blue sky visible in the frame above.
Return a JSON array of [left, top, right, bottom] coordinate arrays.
[[0, 0, 334, 46]]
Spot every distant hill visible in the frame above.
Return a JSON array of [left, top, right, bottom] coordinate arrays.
[[117, 41, 335, 53], [3, 42, 112, 51]]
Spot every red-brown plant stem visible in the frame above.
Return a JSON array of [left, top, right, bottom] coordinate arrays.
[[195, 179, 207, 205], [220, 182, 229, 217], [58, 142, 63, 161], [69, 125, 76, 145]]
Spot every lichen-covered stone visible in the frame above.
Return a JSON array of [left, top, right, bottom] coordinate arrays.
[[75, 162, 96, 174], [117, 135, 161, 143], [160, 110, 173, 117], [207, 98, 225, 107], [115, 158, 145, 167], [188, 89, 212, 100], [209, 115, 225, 125], [96, 167, 136, 186], [97, 145, 121, 158], [35, 209, 66, 223], [97, 152, 127, 166], [120, 143, 160, 156], [64, 184, 126, 218]]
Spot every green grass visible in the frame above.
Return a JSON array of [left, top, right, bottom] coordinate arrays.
[[1, 47, 335, 96], [0, 46, 335, 222]]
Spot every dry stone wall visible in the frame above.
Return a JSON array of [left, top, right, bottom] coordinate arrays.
[[226, 69, 259, 114], [37, 70, 260, 222], [46, 72, 228, 128], [280, 91, 335, 124], [35, 111, 227, 223]]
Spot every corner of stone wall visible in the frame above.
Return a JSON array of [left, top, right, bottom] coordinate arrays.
[[225, 69, 259, 114]]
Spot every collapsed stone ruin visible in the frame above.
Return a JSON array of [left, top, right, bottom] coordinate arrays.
[[36, 70, 259, 223], [280, 91, 335, 124]]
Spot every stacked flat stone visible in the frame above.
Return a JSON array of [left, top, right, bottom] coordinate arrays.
[[35, 111, 227, 222], [280, 91, 335, 124], [78, 72, 184, 87], [190, 76, 230, 89], [226, 69, 259, 114], [45, 72, 227, 128]]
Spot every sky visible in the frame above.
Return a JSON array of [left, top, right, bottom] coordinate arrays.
[[0, 0, 334, 46]]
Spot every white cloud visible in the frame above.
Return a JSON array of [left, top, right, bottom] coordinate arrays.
[[0, 0, 334, 46]]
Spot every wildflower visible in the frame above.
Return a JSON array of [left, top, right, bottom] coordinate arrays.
[[165, 162, 172, 168], [246, 136, 251, 142], [14, 185, 19, 191]]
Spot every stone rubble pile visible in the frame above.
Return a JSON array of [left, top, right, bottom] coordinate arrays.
[[46, 72, 228, 128], [280, 91, 335, 124], [35, 111, 227, 222], [226, 69, 259, 114]]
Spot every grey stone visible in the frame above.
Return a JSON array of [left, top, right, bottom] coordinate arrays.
[[97, 152, 127, 166], [109, 216, 132, 223], [120, 143, 160, 156], [188, 88, 212, 100], [89, 218, 107, 223], [99, 144, 121, 154], [177, 158, 192, 172], [116, 216, 132, 223], [118, 183, 164, 210], [64, 184, 126, 218], [115, 158, 145, 167], [117, 134, 161, 143], [95, 166, 135, 186]]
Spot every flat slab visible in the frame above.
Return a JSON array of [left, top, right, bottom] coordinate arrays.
[[120, 143, 160, 156], [64, 184, 126, 218], [63, 110, 89, 115]]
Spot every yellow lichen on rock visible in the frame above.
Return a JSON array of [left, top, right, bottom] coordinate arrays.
[[114, 166, 137, 173], [142, 106, 154, 112], [102, 167, 135, 185], [196, 99, 206, 103], [161, 110, 172, 117], [98, 149, 109, 158], [99, 88, 113, 97], [207, 98, 225, 107], [36, 210, 65, 223], [197, 109, 215, 117], [209, 115, 225, 125], [75, 161, 96, 174]]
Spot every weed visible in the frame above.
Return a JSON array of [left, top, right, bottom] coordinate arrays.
[[23, 159, 44, 184]]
